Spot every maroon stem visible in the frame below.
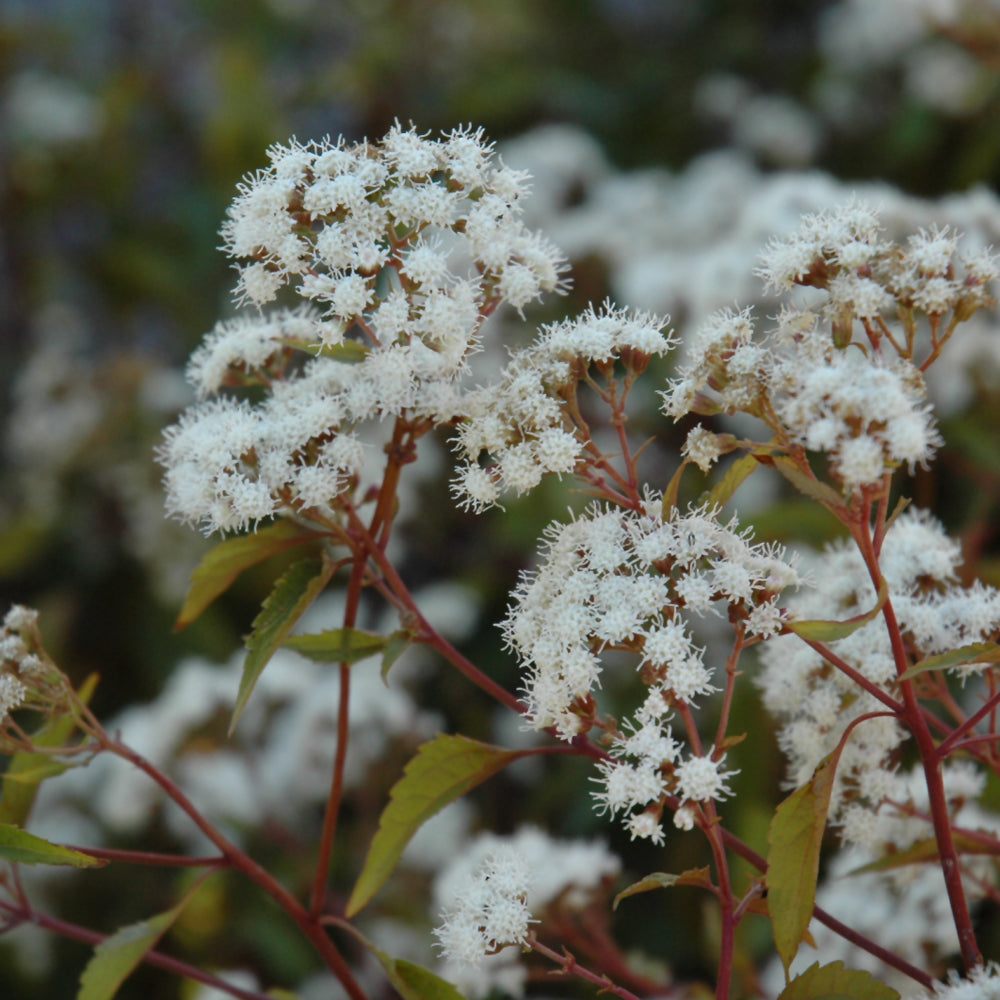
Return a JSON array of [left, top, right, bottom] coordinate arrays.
[[65, 846, 229, 868], [853, 518, 982, 972], [528, 935, 644, 1000], [346, 505, 524, 713], [98, 736, 370, 1000], [309, 556, 365, 919]]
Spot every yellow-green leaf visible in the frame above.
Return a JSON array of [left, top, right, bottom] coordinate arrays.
[[704, 451, 755, 509], [777, 961, 899, 1000], [613, 867, 712, 910], [848, 831, 996, 875], [176, 521, 314, 631], [789, 579, 888, 643], [0, 824, 106, 868], [0, 673, 99, 826], [77, 896, 193, 1000], [390, 958, 467, 1000], [230, 556, 334, 735], [1, 761, 68, 784], [284, 628, 388, 664], [346, 734, 526, 917], [772, 455, 845, 509], [767, 750, 842, 975], [899, 642, 1000, 681]]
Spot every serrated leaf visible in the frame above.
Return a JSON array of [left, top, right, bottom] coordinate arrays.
[[230, 556, 334, 735], [613, 867, 712, 911], [789, 579, 888, 643], [704, 451, 756, 509], [77, 895, 193, 1000], [899, 642, 1000, 681], [0, 824, 106, 868], [381, 631, 413, 683], [284, 627, 388, 665], [772, 455, 845, 509], [176, 520, 313, 631], [777, 961, 899, 1000], [848, 831, 995, 875], [767, 750, 843, 975], [0, 673, 99, 826], [346, 734, 526, 917]]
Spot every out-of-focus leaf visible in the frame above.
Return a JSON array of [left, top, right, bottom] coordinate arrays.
[[899, 642, 1000, 680], [381, 631, 413, 683], [613, 867, 712, 910], [0, 673, 99, 826], [0, 824, 105, 868], [777, 961, 899, 1000], [771, 455, 845, 509], [848, 831, 997, 874]]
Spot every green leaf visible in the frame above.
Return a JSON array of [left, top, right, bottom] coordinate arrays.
[[704, 451, 756, 509], [284, 628, 389, 664], [230, 556, 334, 735], [0, 824, 106, 868], [381, 631, 413, 683], [789, 579, 888, 643], [777, 961, 899, 1000], [767, 750, 843, 975], [899, 641, 1000, 681], [613, 867, 712, 911], [292, 337, 367, 363], [387, 958, 467, 1000], [0, 673, 99, 826], [346, 734, 526, 917], [1, 761, 68, 784], [77, 896, 193, 1000], [175, 520, 314, 630]]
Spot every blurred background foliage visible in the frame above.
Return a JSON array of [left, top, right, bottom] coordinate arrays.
[[2, 1, 1000, 997]]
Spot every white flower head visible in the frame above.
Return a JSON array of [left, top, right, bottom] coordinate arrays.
[[434, 849, 534, 967]]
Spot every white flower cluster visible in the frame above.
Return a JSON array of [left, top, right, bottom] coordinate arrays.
[[433, 849, 533, 967], [909, 962, 1000, 1000], [502, 495, 798, 841], [160, 125, 570, 534], [593, 722, 736, 845], [661, 203, 997, 493], [0, 605, 44, 722], [222, 123, 567, 316], [758, 205, 995, 318], [758, 508, 1000, 833], [432, 826, 620, 997], [451, 303, 673, 511]]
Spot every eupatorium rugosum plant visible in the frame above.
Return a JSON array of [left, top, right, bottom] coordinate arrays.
[[1, 125, 999, 1000]]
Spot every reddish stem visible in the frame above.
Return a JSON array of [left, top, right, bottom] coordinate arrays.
[[853, 518, 983, 972]]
